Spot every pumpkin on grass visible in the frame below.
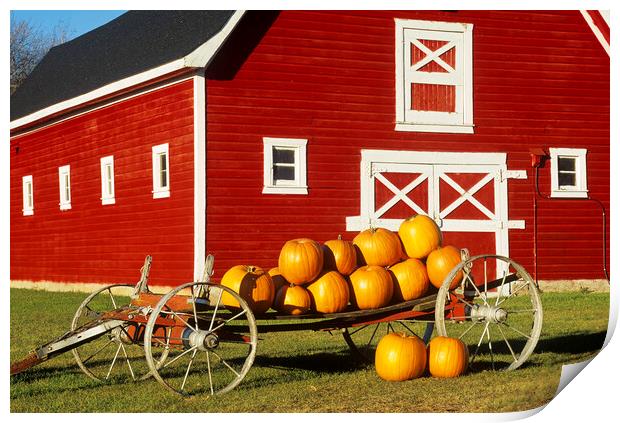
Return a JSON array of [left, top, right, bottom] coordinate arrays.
[[323, 235, 357, 275], [353, 227, 402, 267], [274, 285, 311, 315], [349, 265, 394, 310], [388, 258, 429, 302], [427, 336, 469, 378], [398, 214, 442, 259], [427, 245, 463, 289], [220, 265, 275, 314], [306, 271, 350, 314], [278, 238, 324, 285], [375, 332, 427, 381]]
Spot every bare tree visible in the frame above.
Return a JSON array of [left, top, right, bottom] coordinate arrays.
[[10, 16, 71, 94]]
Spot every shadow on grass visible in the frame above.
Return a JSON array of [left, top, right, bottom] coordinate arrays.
[[466, 331, 607, 372], [254, 351, 363, 373], [536, 331, 606, 355]]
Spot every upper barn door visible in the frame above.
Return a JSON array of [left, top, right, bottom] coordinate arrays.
[[349, 150, 526, 278]]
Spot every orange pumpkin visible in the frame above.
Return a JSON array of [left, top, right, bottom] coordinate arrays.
[[353, 228, 402, 267], [428, 336, 469, 378], [323, 235, 357, 275], [388, 258, 430, 302], [278, 238, 324, 285], [274, 285, 311, 315], [306, 271, 350, 314], [398, 214, 442, 259], [268, 267, 289, 292], [375, 332, 427, 381], [220, 265, 275, 314], [426, 245, 463, 289], [349, 265, 394, 310]]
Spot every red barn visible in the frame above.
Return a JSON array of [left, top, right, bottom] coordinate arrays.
[[10, 10, 610, 290]]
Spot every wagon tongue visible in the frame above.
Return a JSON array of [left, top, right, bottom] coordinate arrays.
[[10, 316, 126, 376]]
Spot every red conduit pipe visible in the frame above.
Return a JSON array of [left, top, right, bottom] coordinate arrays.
[[534, 166, 610, 285]]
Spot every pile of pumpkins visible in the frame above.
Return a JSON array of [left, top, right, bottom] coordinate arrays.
[[219, 214, 469, 381], [220, 214, 464, 316]]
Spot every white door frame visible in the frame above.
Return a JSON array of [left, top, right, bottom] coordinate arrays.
[[346, 149, 526, 277]]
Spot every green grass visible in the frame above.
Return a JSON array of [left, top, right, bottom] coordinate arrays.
[[10, 288, 608, 413]]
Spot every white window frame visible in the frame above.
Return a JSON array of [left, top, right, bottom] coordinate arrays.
[[549, 147, 588, 198], [395, 19, 474, 134], [262, 138, 308, 195], [58, 165, 71, 210], [152, 143, 170, 199], [100, 155, 116, 205], [22, 175, 34, 216]]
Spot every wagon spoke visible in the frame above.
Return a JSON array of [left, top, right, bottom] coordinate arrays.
[[191, 289, 199, 330], [486, 325, 495, 371], [181, 349, 198, 392], [497, 282, 529, 306], [209, 288, 223, 332], [397, 321, 417, 336], [470, 321, 490, 366], [119, 343, 136, 381], [464, 272, 487, 305], [456, 320, 480, 340], [508, 309, 538, 314], [106, 343, 123, 380], [349, 325, 371, 336], [206, 351, 214, 396], [107, 289, 118, 309], [484, 257, 488, 301], [494, 270, 508, 307], [496, 323, 518, 362], [455, 295, 475, 308], [81, 338, 116, 364], [162, 346, 199, 369], [167, 310, 196, 332], [366, 323, 381, 348], [500, 322, 532, 340], [210, 350, 241, 378], [209, 309, 248, 334]]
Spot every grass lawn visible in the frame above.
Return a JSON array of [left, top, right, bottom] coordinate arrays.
[[10, 288, 608, 413]]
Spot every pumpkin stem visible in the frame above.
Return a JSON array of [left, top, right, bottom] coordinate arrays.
[[337, 234, 342, 240], [247, 265, 256, 273]]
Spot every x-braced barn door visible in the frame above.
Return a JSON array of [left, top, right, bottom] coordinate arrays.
[[348, 150, 526, 278]]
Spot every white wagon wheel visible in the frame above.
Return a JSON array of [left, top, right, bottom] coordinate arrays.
[[71, 284, 164, 382], [342, 321, 435, 364], [144, 282, 258, 396], [434, 254, 543, 372]]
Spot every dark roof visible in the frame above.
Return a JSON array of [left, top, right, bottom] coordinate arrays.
[[10, 10, 236, 121]]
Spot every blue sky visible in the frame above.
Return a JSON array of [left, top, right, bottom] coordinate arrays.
[[10, 10, 127, 40]]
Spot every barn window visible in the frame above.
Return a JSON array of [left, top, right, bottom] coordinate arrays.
[[152, 143, 170, 199], [262, 138, 308, 195], [100, 155, 115, 205], [22, 175, 34, 216], [58, 165, 71, 210], [395, 19, 474, 134], [549, 148, 588, 198]]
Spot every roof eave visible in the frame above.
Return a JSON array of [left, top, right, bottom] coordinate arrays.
[[10, 10, 247, 133]]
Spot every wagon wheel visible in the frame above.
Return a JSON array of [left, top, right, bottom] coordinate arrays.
[[71, 284, 166, 382], [342, 321, 435, 364], [144, 282, 258, 396], [435, 255, 543, 372]]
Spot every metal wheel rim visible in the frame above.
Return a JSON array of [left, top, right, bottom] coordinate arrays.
[[71, 283, 157, 382], [434, 254, 543, 371], [144, 282, 258, 396], [342, 321, 434, 364]]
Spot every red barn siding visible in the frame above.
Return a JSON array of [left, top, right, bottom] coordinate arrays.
[[10, 79, 196, 286], [205, 10, 609, 281]]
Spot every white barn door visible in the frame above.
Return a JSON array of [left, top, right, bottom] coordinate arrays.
[[346, 150, 526, 278]]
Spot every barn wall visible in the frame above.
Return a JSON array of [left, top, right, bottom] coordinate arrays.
[[10, 79, 196, 286], [205, 10, 609, 281]]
